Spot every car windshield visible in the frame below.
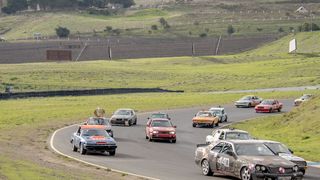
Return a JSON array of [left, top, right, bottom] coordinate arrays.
[[196, 112, 212, 117], [87, 118, 110, 126], [264, 143, 291, 154], [210, 109, 221, 115], [301, 95, 311, 99], [226, 132, 251, 140], [151, 113, 167, 119], [81, 129, 108, 137], [260, 100, 273, 105], [240, 96, 251, 100], [115, 110, 131, 116], [151, 120, 172, 127], [235, 143, 274, 156]]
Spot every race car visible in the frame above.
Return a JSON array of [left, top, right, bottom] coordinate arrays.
[[294, 94, 312, 106], [145, 118, 176, 143], [209, 107, 228, 122], [195, 140, 303, 180], [255, 99, 283, 113], [84, 117, 113, 137], [205, 128, 252, 145], [148, 112, 171, 120], [70, 125, 117, 155], [235, 95, 263, 108], [110, 108, 137, 126], [262, 140, 307, 175], [192, 111, 219, 128]]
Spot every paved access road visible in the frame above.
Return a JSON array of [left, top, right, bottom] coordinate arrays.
[[51, 99, 320, 180]]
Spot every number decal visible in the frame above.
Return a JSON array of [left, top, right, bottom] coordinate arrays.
[[217, 157, 230, 167]]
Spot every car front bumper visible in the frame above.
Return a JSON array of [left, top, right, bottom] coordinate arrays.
[[84, 144, 117, 152], [151, 133, 176, 140], [252, 172, 303, 180]]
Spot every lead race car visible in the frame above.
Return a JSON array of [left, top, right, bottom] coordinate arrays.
[[70, 125, 117, 155], [84, 108, 114, 137], [195, 140, 303, 180]]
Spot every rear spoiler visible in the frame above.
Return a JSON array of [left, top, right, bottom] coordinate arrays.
[[196, 144, 208, 148]]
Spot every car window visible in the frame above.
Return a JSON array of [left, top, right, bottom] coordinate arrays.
[[211, 142, 224, 153], [265, 143, 291, 154], [115, 110, 131, 115], [235, 143, 274, 156], [81, 129, 108, 137], [221, 143, 233, 154], [151, 120, 172, 127], [219, 132, 225, 140], [225, 132, 251, 140]]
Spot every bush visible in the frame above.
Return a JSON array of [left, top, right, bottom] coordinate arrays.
[[112, 29, 121, 35], [278, 27, 284, 33], [105, 26, 113, 32], [199, 33, 207, 38], [159, 17, 170, 29], [227, 25, 235, 35], [55, 26, 70, 38], [298, 23, 320, 32], [256, 28, 263, 32]]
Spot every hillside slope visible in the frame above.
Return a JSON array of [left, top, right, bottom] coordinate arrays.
[[232, 95, 320, 161]]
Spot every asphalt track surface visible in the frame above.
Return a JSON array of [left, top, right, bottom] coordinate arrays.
[[52, 99, 320, 180]]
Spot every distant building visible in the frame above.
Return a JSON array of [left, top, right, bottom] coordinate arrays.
[[296, 6, 308, 14]]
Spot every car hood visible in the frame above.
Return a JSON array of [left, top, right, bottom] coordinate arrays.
[[193, 117, 215, 120], [256, 104, 271, 107], [151, 127, 175, 131], [236, 100, 251, 103], [278, 153, 305, 162], [83, 136, 116, 143], [111, 115, 131, 119], [240, 155, 294, 167]]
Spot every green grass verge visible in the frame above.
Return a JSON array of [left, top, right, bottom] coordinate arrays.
[[231, 94, 320, 161]]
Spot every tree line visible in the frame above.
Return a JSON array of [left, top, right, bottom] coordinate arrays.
[[2, 0, 135, 14]]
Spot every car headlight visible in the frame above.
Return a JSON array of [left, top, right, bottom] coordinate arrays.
[[293, 165, 299, 172], [255, 165, 261, 171], [152, 131, 159, 134], [255, 165, 267, 172], [169, 131, 175, 134]]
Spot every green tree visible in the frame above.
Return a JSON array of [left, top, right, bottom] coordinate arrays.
[[227, 25, 235, 35], [159, 17, 170, 29], [2, 0, 28, 14], [55, 26, 70, 38]]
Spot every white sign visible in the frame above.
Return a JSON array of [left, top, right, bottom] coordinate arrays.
[[289, 39, 297, 53]]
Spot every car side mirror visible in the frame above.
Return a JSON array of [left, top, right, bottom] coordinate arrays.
[[288, 148, 294, 154], [83, 122, 87, 125], [206, 135, 214, 144], [168, 118, 171, 120], [147, 117, 150, 120], [173, 125, 177, 128]]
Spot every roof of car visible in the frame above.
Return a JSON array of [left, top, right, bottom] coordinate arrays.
[[151, 118, 170, 121], [215, 128, 248, 133], [116, 108, 134, 111], [209, 107, 224, 111], [221, 139, 264, 144], [80, 125, 106, 129]]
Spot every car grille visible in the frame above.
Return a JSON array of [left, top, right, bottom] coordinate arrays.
[[257, 106, 264, 109], [292, 161, 307, 167], [269, 167, 293, 174], [159, 131, 170, 134], [116, 118, 127, 121]]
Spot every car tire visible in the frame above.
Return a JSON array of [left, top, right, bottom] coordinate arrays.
[[225, 116, 228, 122], [215, 122, 219, 127], [192, 123, 196, 127], [149, 137, 153, 142], [145, 135, 148, 139], [128, 120, 132, 126], [134, 118, 137, 125], [201, 159, 213, 176], [240, 166, 251, 180], [248, 103, 252, 108], [80, 143, 86, 155], [278, 108, 281, 112], [109, 150, 116, 156], [72, 142, 78, 152], [171, 139, 176, 143], [236, 105, 240, 108], [269, 108, 273, 113]]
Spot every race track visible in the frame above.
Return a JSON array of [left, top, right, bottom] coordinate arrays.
[[51, 99, 320, 180]]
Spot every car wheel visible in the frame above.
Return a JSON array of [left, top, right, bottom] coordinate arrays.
[[128, 120, 132, 126], [149, 136, 153, 142], [269, 108, 273, 113], [225, 116, 228, 122], [236, 105, 240, 108], [192, 123, 196, 127], [80, 143, 86, 155], [145, 135, 149, 139], [240, 166, 251, 180], [248, 103, 251, 107], [215, 122, 219, 127], [72, 142, 78, 152], [134, 118, 137, 125], [201, 159, 213, 176], [278, 108, 281, 112], [109, 150, 116, 156], [171, 139, 176, 143]]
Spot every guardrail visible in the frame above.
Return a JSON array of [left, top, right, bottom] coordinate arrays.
[[0, 88, 184, 100]]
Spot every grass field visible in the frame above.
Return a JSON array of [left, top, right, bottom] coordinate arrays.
[[232, 94, 320, 161], [1, 0, 320, 40], [1, 36, 320, 92]]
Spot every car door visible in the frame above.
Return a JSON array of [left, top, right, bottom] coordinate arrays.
[[208, 142, 224, 171], [218, 143, 237, 176], [146, 120, 151, 137], [73, 128, 81, 148]]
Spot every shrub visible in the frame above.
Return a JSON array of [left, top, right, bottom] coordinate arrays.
[[227, 25, 235, 35], [105, 26, 113, 32], [151, 25, 158, 30], [199, 33, 207, 38], [55, 26, 70, 38]]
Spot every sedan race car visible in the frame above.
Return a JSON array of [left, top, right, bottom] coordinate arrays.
[[255, 99, 283, 113], [195, 140, 303, 180], [235, 95, 263, 108], [205, 128, 252, 145], [262, 140, 307, 175], [148, 112, 171, 120], [294, 94, 312, 106], [70, 125, 117, 155], [145, 118, 176, 143], [192, 111, 219, 128], [85, 117, 113, 137], [209, 107, 228, 122], [110, 108, 137, 126]]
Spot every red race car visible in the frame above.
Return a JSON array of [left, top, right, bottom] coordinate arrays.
[[255, 99, 283, 113], [145, 118, 176, 143]]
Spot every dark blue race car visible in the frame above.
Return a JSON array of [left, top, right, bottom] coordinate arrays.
[[70, 125, 117, 156]]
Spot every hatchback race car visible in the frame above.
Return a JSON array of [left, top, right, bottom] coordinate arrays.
[[294, 94, 312, 106], [195, 140, 303, 180], [192, 111, 219, 128], [70, 125, 117, 155], [145, 118, 176, 143], [85, 117, 113, 137], [110, 108, 137, 126], [255, 99, 283, 113], [209, 107, 228, 122], [262, 140, 307, 175], [235, 95, 263, 108], [148, 112, 171, 120], [205, 128, 252, 145]]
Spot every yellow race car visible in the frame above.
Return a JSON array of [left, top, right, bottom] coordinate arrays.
[[192, 111, 219, 128]]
